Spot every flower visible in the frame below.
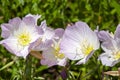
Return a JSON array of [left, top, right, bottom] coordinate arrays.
[[0, 14, 42, 58], [30, 20, 55, 51], [98, 24, 120, 67], [41, 28, 67, 67], [60, 21, 99, 64]]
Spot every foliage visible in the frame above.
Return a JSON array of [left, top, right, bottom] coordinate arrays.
[[0, 0, 120, 80]]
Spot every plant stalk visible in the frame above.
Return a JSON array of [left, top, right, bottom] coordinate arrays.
[[24, 54, 32, 80]]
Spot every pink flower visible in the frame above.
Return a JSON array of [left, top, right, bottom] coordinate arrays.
[[30, 20, 55, 51], [0, 14, 42, 58], [60, 21, 99, 64], [98, 24, 120, 67], [41, 28, 67, 67]]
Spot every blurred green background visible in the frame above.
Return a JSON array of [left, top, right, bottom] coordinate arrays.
[[0, 0, 120, 80]]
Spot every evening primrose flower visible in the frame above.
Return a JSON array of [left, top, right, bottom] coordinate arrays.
[[0, 14, 42, 58], [41, 28, 67, 67], [98, 24, 120, 67], [60, 21, 99, 64], [31, 20, 55, 51]]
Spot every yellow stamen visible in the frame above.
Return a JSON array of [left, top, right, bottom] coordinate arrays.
[[81, 40, 94, 55], [53, 44, 65, 59], [18, 33, 31, 46], [114, 51, 120, 60]]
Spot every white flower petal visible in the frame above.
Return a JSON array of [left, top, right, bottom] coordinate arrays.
[[114, 24, 120, 40], [42, 27, 55, 42], [75, 22, 99, 49], [60, 37, 81, 60], [55, 28, 64, 39], [57, 57, 67, 66], [60, 21, 99, 62], [98, 53, 119, 67], [0, 37, 29, 58], [41, 47, 57, 67], [0, 14, 42, 58]]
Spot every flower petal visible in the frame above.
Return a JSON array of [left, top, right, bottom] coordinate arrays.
[[101, 39, 117, 52], [39, 20, 47, 31], [25, 14, 41, 25], [1, 18, 21, 38], [0, 14, 43, 59], [1, 24, 12, 38], [114, 24, 120, 40], [42, 27, 55, 41], [60, 37, 81, 60], [76, 50, 95, 64], [31, 39, 53, 51], [60, 21, 99, 61], [98, 31, 112, 42], [41, 47, 57, 67], [57, 58, 67, 66], [98, 53, 120, 67], [0, 37, 29, 58], [75, 22, 99, 49], [9, 17, 21, 28], [41, 47, 66, 67], [55, 28, 64, 39], [22, 17, 36, 27]]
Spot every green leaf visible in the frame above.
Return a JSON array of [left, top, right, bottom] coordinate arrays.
[[81, 65, 99, 79], [110, 1, 120, 17], [34, 77, 44, 80], [0, 61, 14, 71]]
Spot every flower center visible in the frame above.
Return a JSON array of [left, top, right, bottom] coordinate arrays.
[[114, 51, 120, 60], [53, 44, 65, 59], [81, 40, 94, 55], [18, 33, 31, 46], [55, 47, 65, 59]]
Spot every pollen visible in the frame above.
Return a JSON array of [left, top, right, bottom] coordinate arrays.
[[18, 32, 31, 46], [114, 51, 120, 60], [81, 40, 94, 55], [53, 45, 65, 59]]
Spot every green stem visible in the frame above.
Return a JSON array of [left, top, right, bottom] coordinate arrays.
[[24, 54, 32, 80]]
